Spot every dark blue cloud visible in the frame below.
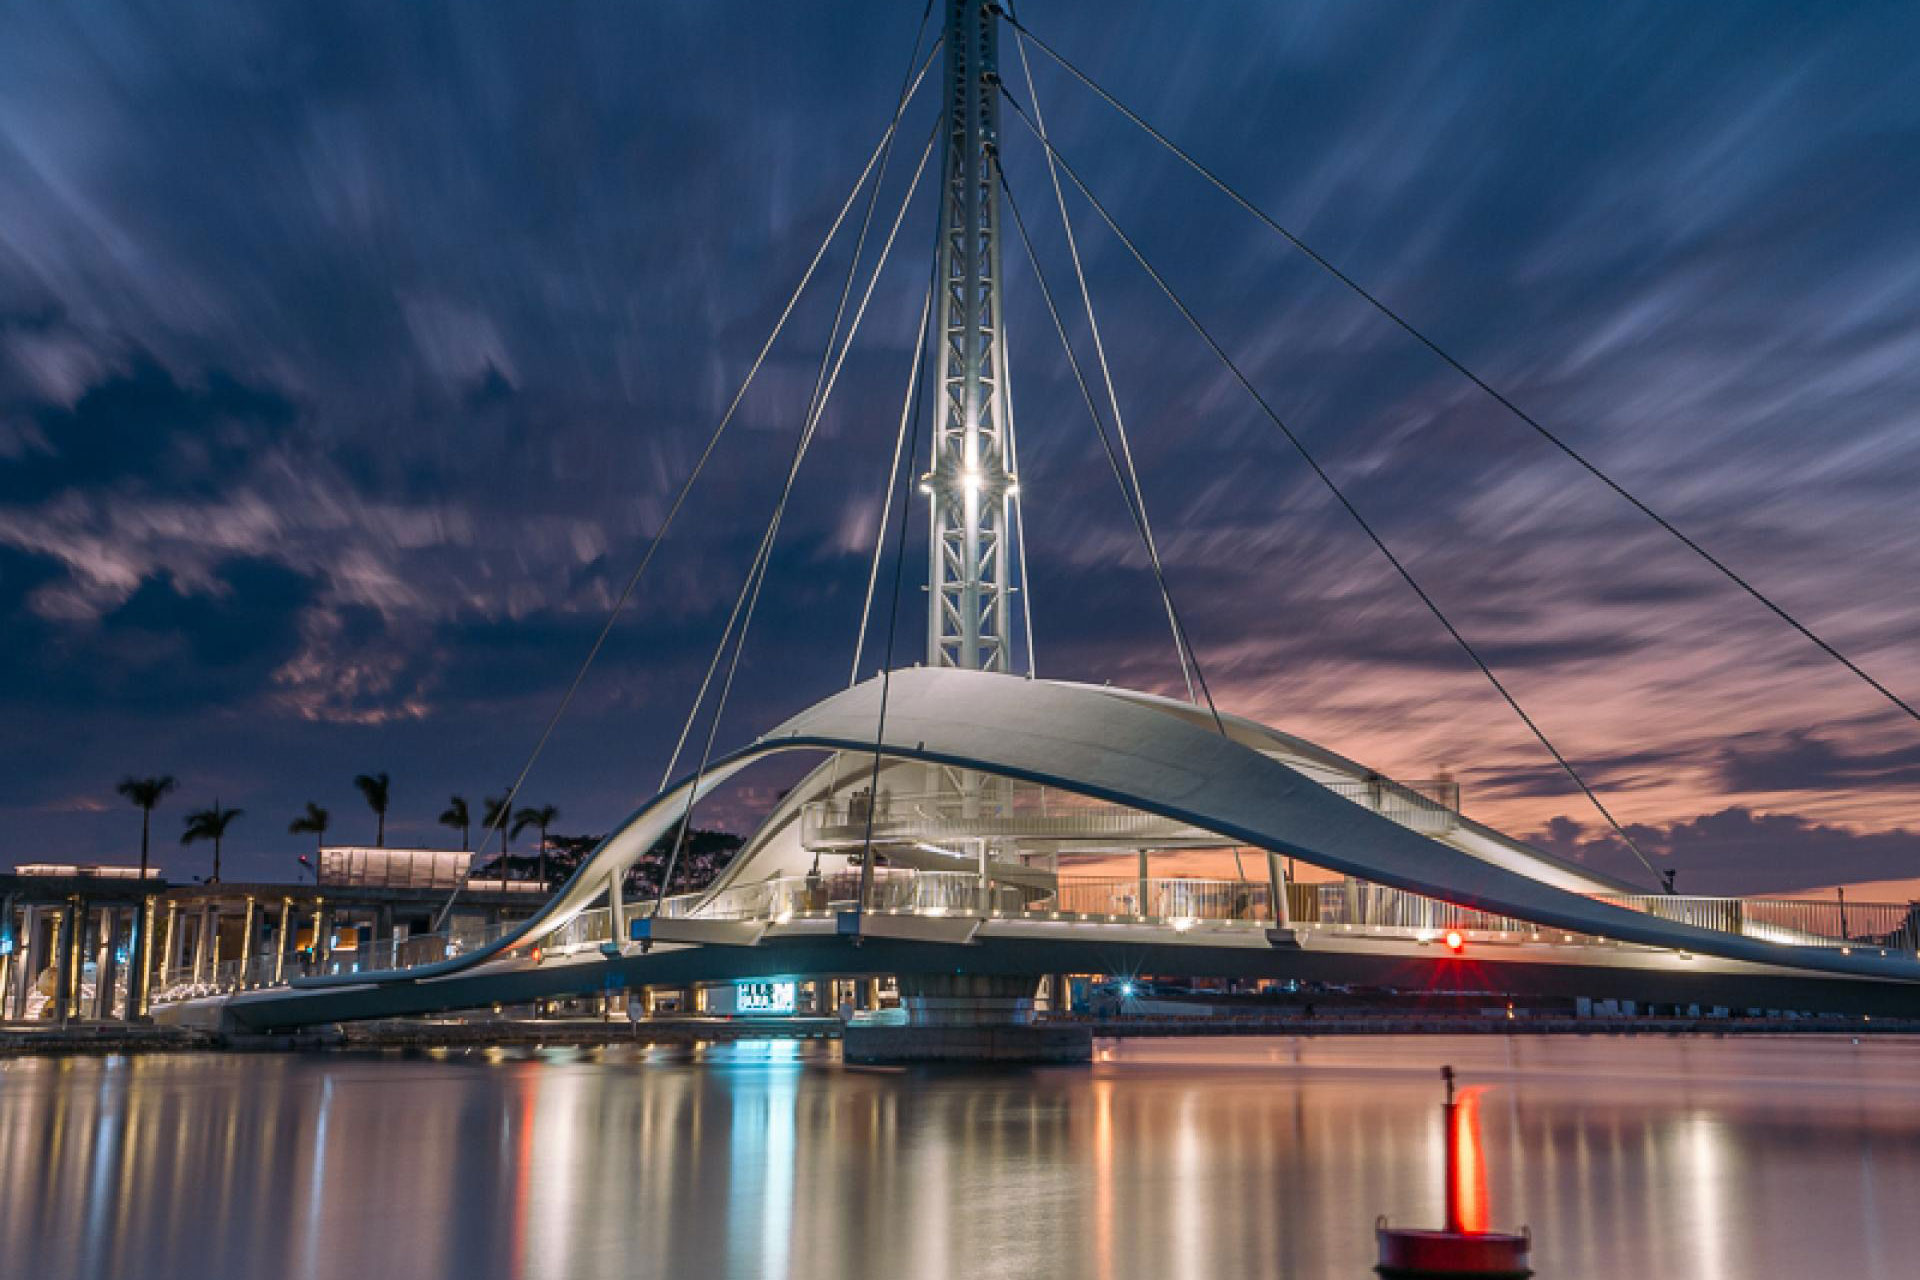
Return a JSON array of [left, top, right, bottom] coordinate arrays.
[[1530, 806, 1920, 897], [1, 1, 1918, 890], [2, 357, 293, 501], [0, 553, 317, 715], [1719, 731, 1920, 795]]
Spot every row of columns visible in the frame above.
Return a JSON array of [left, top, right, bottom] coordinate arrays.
[[1, 895, 144, 1023], [3, 893, 348, 1021], [4, 887, 527, 1023], [150, 897, 333, 994]]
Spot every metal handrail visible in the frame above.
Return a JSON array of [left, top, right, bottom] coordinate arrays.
[[147, 869, 1920, 1003]]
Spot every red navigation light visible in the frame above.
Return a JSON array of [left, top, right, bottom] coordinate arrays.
[[1444, 930, 1464, 953], [530, 945, 544, 965]]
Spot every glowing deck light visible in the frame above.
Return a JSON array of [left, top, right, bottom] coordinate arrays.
[[1444, 930, 1465, 952], [1119, 981, 1136, 997]]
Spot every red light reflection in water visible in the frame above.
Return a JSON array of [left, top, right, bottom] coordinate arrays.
[[510, 1068, 537, 1275], [1450, 1086, 1491, 1235]]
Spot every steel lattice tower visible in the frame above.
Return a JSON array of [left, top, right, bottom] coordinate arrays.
[[925, 0, 1017, 673]]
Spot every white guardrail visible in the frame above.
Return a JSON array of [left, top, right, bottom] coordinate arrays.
[[147, 871, 1920, 1003]]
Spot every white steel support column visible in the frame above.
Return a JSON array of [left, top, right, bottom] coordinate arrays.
[[274, 898, 292, 986], [158, 902, 177, 989], [20, 907, 45, 1016], [608, 870, 626, 949], [925, 0, 1017, 674], [238, 897, 256, 989], [1268, 851, 1292, 926], [135, 898, 156, 1017], [191, 906, 210, 983]]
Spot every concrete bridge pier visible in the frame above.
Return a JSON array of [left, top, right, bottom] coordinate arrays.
[[842, 973, 1092, 1064]]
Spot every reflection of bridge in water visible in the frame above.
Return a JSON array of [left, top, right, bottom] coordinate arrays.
[[157, 0, 1920, 1052]]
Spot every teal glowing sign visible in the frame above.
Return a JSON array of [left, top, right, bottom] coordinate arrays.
[[737, 980, 796, 1015]]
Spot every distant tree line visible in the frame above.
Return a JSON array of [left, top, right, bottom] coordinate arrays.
[[112, 770, 743, 894]]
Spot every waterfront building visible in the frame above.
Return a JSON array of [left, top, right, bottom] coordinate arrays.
[[0, 852, 543, 1022]]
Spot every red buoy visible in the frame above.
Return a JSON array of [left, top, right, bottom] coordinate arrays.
[[1376, 1066, 1532, 1278]]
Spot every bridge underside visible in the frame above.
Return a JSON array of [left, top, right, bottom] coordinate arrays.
[[216, 923, 1920, 1032]]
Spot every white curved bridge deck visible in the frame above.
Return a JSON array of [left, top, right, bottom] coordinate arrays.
[[155, 670, 1920, 1030]]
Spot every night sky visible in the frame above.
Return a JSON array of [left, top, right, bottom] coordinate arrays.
[[3, 1, 1919, 895]]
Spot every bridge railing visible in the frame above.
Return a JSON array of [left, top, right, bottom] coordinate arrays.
[[1321, 777, 1460, 835], [150, 916, 528, 1001], [800, 772, 1465, 849], [1594, 893, 1920, 952], [146, 871, 1920, 1004], [802, 792, 1199, 849]]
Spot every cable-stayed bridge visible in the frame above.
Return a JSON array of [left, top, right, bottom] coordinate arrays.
[[172, 670, 1920, 1042], [155, 1, 1920, 1052]]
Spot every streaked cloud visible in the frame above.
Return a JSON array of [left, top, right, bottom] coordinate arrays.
[[0, 1, 1916, 890]]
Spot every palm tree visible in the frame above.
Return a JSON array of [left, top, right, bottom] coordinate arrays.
[[116, 774, 176, 1017], [117, 775, 178, 883], [438, 795, 471, 850], [353, 772, 391, 847], [512, 804, 560, 887], [181, 801, 244, 883], [289, 801, 329, 850], [482, 793, 513, 860]]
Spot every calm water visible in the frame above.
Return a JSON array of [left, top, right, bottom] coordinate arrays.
[[4, 1035, 1919, 1279]]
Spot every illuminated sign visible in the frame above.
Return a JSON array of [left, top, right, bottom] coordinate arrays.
[[736, 980, 797, 1015]]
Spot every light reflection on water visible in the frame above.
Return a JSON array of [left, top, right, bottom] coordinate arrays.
[[3, 1035, 1919, 1279]]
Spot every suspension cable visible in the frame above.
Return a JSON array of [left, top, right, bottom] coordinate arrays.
[[999, 86, 1664, 886], [997, 157, 1226, 736], [651, 119, 938, 909], [852, 279, 935, 685], [996, 5, 1920, 730], [857, 249, 943, 917], [1008, 10, 1191, 702], [658, 121, 938, 795], [428, 43, 942, 931], [1000, 313, 1039, 676]]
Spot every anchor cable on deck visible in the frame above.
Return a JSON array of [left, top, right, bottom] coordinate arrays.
[[994, 5, 1920, 731], [656, 120, 938, 799], [857, 246, 945, 915], [426, 40, 942, 931], [1001, 311, 1040, 677], [1007, 13, 1192, 703], [996, 156, 1226, 738], [851, 279, 935, 686], [651, 116, 940, 912], [999, 86, 1664, 887]]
